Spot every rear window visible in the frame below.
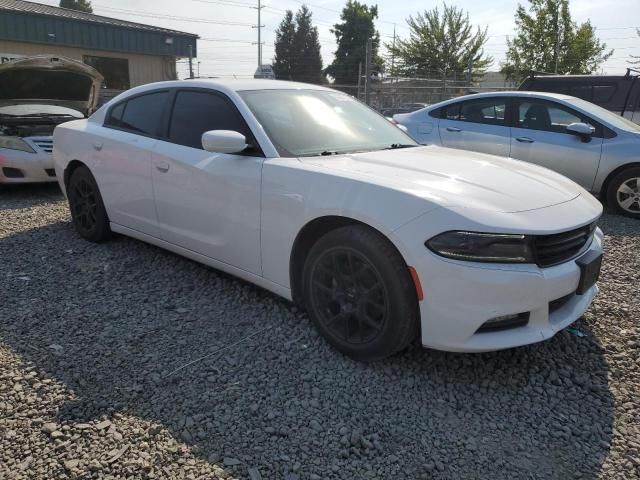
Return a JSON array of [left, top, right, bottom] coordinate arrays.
[[105, 91, 169, 136]]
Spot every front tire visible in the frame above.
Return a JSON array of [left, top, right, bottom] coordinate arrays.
[[67, 166, 111, 242], [606, 167, 640, 218], [302, 225, 419, 361]]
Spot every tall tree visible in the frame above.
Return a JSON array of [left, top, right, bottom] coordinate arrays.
[[292, 6, 324, 84], [502, 0, 613, 81], [325, 1, 382, 85], [273, 11, 297, 81], [59, 0, 93, 13], [272, 6, 323, 84], [388, 3, 492, 80]]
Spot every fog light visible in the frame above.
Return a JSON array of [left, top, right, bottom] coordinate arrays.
[[476, 312, 529, 333]]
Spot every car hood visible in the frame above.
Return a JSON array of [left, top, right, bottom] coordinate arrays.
[[299, 145, 583, 213], [0, 55, 103, 116]]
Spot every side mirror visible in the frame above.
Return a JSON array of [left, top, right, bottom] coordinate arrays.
[[201, 130, 248, 154], [566, 122, 594, 142]]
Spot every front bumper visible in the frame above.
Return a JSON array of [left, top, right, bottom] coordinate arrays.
[[390, 198, 604, 353], [0, 137, 56, 183]]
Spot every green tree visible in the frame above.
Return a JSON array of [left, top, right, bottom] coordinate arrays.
[[325, 1, 383, 85], [292, 6, 324, 84], [272, 6, 323, 84], [273, 10, 297, 80], [59, 0, 93, 13], [388, 3, 492, 80], [502, 0, 613, 81]]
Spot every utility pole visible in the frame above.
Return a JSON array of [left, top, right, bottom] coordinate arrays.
[[467, 56, 473, 87], [188, 44, 194, 79], [364, 38, 372, 106], [252, 0, 266, 69], [390, 24, 396, 78], [357, 62, 362, 100]]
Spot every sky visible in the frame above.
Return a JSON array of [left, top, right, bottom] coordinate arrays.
[[38, 0, 640, 80]]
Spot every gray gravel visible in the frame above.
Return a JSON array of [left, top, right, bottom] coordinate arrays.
[[0, 183, 639, 479]]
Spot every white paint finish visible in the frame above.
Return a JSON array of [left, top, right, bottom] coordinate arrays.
[[53, 79, 605, 353], [93, 128, 162, 238], [151, 139, 263, 275]]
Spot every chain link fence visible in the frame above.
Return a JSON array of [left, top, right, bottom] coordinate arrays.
[[333, 74, 516, 115]]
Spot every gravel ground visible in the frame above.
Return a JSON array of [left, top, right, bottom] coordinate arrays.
[[0, 183, 638, 480]]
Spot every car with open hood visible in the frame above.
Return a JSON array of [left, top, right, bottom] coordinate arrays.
[[53, 80, 603, 361], [0, 55, 102, 183]]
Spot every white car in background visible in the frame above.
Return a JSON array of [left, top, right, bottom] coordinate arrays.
[[394, 92, 640, 218], [0, 55, 102, 183], [53, 80, 603, 360]]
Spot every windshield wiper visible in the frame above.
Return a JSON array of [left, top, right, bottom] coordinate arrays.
[[385, 143, 417, 150], [320, 150, 340, 156]]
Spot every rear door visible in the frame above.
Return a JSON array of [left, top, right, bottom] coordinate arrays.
[[509, 98, 603, 190], [438, 97, 511, 157], [93, 90, 169, 238]]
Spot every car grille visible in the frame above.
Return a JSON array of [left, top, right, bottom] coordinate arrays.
[[533, 223, 596, 267], [31, 138, 53, 153]]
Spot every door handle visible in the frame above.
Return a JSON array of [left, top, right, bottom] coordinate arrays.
[[516, 137, 534, 143], [155, 161, 170, 173], [93, 141, 103, 151], [446, 127, 462, 132]]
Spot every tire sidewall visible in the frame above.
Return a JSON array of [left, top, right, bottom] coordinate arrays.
[[606, 167, 640, 218], [302, 226, 418, 361], [67, 166, 111, 242]]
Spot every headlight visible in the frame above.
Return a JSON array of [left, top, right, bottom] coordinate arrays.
[[0, 136, 35, 153], [426, 231, 534, 263]]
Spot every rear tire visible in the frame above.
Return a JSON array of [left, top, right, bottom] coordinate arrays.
[[67, 166, 111, 242], [606, 167, 640, 218], [302, 225, 419, 361]]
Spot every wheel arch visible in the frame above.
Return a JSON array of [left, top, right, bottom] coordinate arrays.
[[599, 162, 640, 204], [63, 159, 89, 193], [288, 215, 411, 304]]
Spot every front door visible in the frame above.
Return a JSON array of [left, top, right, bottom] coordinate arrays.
[[510, 98, 603, 190], [151, 89, 263, 275]]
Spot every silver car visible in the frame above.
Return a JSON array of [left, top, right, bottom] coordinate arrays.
[[395, 91, 640, 218]]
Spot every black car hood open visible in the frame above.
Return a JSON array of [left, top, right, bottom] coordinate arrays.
[[0, 55, 103, 116]]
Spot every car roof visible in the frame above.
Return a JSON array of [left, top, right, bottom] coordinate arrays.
[[419, 91, 579, 112], [120, 78, 334, 96]]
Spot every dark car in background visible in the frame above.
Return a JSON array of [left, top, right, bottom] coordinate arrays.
[[519, 69, 640, 124]]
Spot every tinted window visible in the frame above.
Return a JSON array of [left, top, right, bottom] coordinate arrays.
[[442, 102, 461, 120], [105, 102, 125, 127], [118, 91, 168, 136], [428, 107, 441, 119], [518, 100, 594, 134], [169, 91, 251, 149], [459, 98, 506, 126]]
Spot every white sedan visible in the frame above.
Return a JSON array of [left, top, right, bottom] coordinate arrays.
[[53, 80, 604, 360], [394, 91, 640, 218]]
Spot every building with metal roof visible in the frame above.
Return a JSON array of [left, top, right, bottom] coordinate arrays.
[[0, 0, 198, 92]]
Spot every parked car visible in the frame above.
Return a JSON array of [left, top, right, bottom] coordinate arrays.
[[381, 102, 428, 117], [519, 69, 640, 124], [394, 91, 640, 218], [53, 80, 603, 360], [0, 55, 102, 183]]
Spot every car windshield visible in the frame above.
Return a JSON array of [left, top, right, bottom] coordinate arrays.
[[567, 97, 640, 133], [239, 89, 417, 157]]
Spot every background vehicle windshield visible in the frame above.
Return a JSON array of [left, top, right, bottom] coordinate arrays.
[[239, 89, 417, 157], [568, 97, 640, 133]]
